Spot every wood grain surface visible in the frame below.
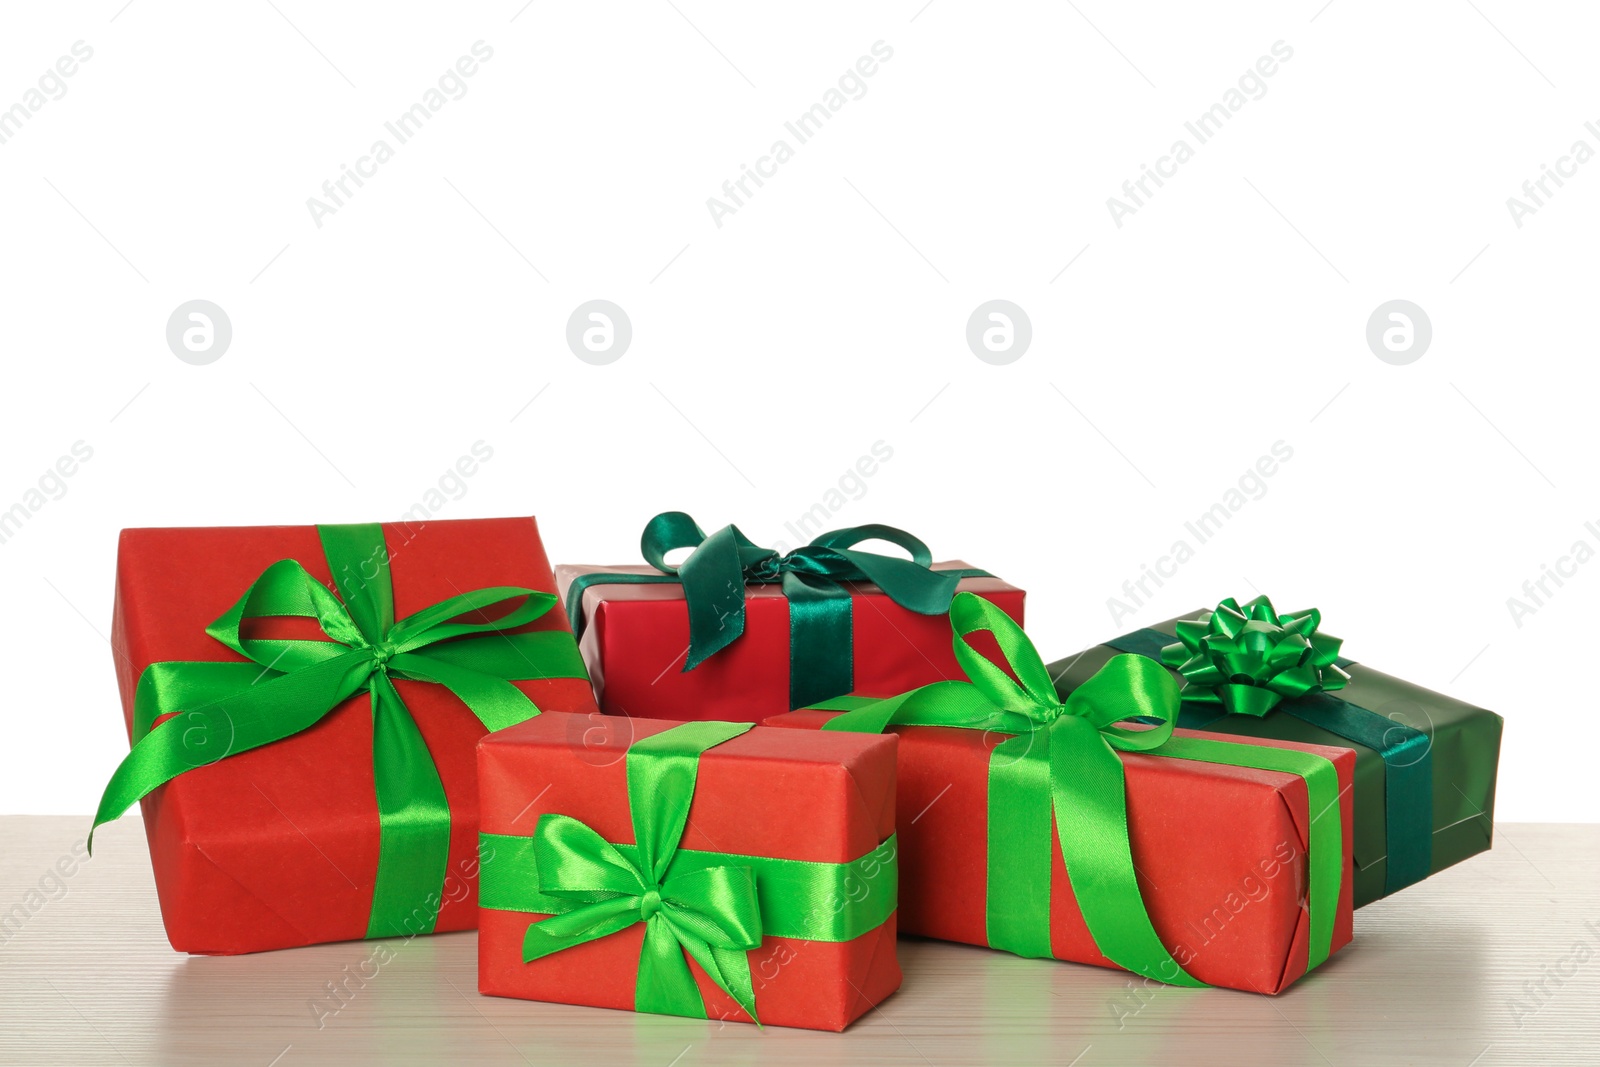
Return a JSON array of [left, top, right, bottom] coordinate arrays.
[[1, 816, 1595, 1066]]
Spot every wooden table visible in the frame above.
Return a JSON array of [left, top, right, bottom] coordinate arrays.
[[2, 817, 1595, 1066]]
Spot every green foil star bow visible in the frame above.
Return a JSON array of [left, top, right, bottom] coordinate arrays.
[[1160, 595, 1350, 717], [522, 721, 764, 1021]]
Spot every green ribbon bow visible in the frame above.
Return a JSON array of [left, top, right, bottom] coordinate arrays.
[[819, 592, 1344, 985], [1160, 595, 1350, 717], [92, 522, 589, 939], [521, 721, 764, 1021], [565, 511, 987, 709]]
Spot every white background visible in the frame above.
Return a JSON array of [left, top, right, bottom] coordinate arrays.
[[0, 2, 1592, 821]]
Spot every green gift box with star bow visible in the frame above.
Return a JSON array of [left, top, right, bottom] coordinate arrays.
[[1046, 596, 1504, 907]]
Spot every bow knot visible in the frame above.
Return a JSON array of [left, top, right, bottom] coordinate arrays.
[[636, 512, 970, 708], [638, 885, 664, 920], [1161, 595, 1349, 717], [743, 552, 787, 583]]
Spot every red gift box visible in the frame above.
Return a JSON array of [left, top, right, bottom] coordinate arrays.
[[477, 712, 902, 1031], [556, 562, 1024, 722], [767, 709, 1355, 995], [111, 517, 599, 954]]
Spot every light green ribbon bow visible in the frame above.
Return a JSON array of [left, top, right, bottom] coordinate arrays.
[[820, 592, 1344, 984], [92, 523, 588, 938], [521, 721, 764, 1021]]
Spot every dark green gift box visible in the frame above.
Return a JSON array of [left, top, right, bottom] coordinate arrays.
[[1046, 598, 1503, 909]]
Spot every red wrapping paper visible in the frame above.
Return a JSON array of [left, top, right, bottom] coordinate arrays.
[[478, 712, 902, 1031], [766, 710, 1356, 994], [555, 562, 1024, 722], [112, 517, 600, 955]]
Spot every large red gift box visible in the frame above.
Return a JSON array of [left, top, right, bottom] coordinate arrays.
[[556, 561, 1024, 722], [111, 517, 599, 954], [766, 710, 1356, 995], [477, 712, 902, 1031]]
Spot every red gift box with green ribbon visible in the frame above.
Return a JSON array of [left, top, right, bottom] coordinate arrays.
[[557, 511, 1024, 722], [95, 517, 598, 954], [477, 712, 902, 1030], [766, 593, 1356, 995], [1047, 596, 1504, 908]]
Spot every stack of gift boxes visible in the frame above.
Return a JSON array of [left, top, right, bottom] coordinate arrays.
[[96, 512, 1503, 1030]]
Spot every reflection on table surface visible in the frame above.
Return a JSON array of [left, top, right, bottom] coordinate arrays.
[[1, 818, 1595, 1066]]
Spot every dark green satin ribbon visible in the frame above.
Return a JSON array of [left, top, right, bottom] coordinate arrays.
[[483, 721, 898, 1022], [92, 523, 589, 939], [818, 593, 1344, 985], [1105, 596, 1432, 897], [564, 511, 989, 709]]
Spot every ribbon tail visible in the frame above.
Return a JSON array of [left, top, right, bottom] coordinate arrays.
[[678, 933, 759, 1025], [635, 917, 711, 1019], [678, 527, 752, 672], [837, 548, 962, 615], [1048, 716, 1203, 987], [392, 651, 544, 733], [365, 673, 452, 939], [90, 653, 371, 853]]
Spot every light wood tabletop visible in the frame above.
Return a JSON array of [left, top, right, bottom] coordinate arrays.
[[1, 816, 1595, 1066]]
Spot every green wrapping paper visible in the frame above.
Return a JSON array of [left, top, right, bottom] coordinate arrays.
[[1047, 598, 1503, 908]]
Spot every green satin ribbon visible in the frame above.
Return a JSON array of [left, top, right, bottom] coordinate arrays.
[[564, 511, 989, 709], [1104, 595, 1432, 897], [481, 832, 898, 943], [487, 721, 898, 1022], [819, 592, 1344, 985], [92, 523, 589, 939]]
